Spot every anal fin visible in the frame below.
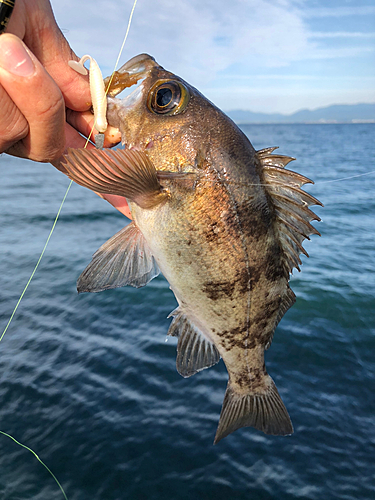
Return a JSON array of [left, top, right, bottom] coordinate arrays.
[[214, 376, 293, 444], [168, 308, 220, 378]]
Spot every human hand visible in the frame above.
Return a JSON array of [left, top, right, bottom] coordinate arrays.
[[0, 0, 119, 164]]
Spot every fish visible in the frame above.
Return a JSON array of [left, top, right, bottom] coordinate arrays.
[[61, 53, 322, 444]]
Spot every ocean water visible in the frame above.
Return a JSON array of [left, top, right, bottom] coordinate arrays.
[[0, 123, 374, 500]]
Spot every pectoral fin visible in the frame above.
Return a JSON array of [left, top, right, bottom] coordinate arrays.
[[78, 222, 160, 293], [62, 148, 168, 209]]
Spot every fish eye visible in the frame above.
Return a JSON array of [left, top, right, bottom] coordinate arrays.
[[147, 80, 190, 115]]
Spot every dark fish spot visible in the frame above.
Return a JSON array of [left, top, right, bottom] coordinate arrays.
[[220, 209, 239, 234], [236, 198, 273, 240], [248, 266, 262, 289], [255, 318, 269, 332], [216, 325, 249, 350], [250, 297, 282, 345], [264, 244, 287, 281], [246, 338, 257, 349], [235, 373, 249, 389], [204, 222, 221, 243], [236, 267, 250, 294], [202, 280, 236, 301], [267, 296, 282, 315], [236, 365, 266, 390]]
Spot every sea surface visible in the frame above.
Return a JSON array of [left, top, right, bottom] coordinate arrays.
[[0, 123, 374, 500]]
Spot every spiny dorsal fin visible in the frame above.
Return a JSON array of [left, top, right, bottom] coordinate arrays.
[[257, 147, 323, 275], [167, 307, 220, 378], [62, 148, 168, 209], [257, 147, 296, 168], [77, 222, 160, 293]]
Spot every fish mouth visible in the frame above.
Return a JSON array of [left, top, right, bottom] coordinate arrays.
[[104, 54, 160, 148], [104, 53, 159, 98]]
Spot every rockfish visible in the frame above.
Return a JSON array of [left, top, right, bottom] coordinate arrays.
[[62, 54, 321, 443]]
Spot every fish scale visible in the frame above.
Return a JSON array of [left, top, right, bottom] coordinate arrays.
[[61, 53, 321, 444]]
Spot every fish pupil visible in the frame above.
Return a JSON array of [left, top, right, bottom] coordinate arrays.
[[148, 80, 188, 115], [157, 88, 173, 107]]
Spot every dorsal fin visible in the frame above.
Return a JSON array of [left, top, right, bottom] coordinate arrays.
[[257, 147, 323, 275]]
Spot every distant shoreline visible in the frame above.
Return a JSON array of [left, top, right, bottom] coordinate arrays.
[[226, 103, 375, 125], [234, 120, 375, 125]]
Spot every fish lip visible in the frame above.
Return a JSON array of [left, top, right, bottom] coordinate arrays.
[[118, 53, 156, 74], [104, 53, 158, 98]]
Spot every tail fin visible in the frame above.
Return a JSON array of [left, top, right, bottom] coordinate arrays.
[[214, 376, 293, 444]]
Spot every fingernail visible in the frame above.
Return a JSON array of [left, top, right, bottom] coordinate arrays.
[[0, 34, 35, 77]]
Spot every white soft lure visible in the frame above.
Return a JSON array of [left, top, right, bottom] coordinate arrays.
[[68, 55, 107, 148]]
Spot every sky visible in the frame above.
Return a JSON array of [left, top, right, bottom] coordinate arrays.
[[51, 0, 375, 115]]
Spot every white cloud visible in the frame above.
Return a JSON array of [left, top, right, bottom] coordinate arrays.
[[310, 32, 375, 39], [303, 6, 375, 17], [303, 45, 375, 60], [51, 0, 312, 84], [50, 0, 375, 114]]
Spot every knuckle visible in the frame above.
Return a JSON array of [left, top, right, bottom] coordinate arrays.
[[32, 141, 66, 163], [36, 90, 65, 122], [31, 92, 66, 162], [0, 107, 29, 152]]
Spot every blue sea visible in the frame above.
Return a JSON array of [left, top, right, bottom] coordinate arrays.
[[0, 124, 374, 500]]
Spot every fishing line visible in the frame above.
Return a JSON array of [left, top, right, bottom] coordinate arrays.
[[0, 181, 72, 343], [82, 0, 138, 150], [1, 0, 139, 341], [0, 0, 139, 497], [197, 167, 375, 189], [0, 431, 68, 500], [316, 170, 375, 184]]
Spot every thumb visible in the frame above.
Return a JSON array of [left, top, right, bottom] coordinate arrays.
[[0, 33, 65, 161]]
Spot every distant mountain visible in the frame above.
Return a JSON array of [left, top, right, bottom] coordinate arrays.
[[226, 103, 375, 124]]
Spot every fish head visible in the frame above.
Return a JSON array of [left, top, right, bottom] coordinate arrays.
[[105, 54, 238, 172]]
